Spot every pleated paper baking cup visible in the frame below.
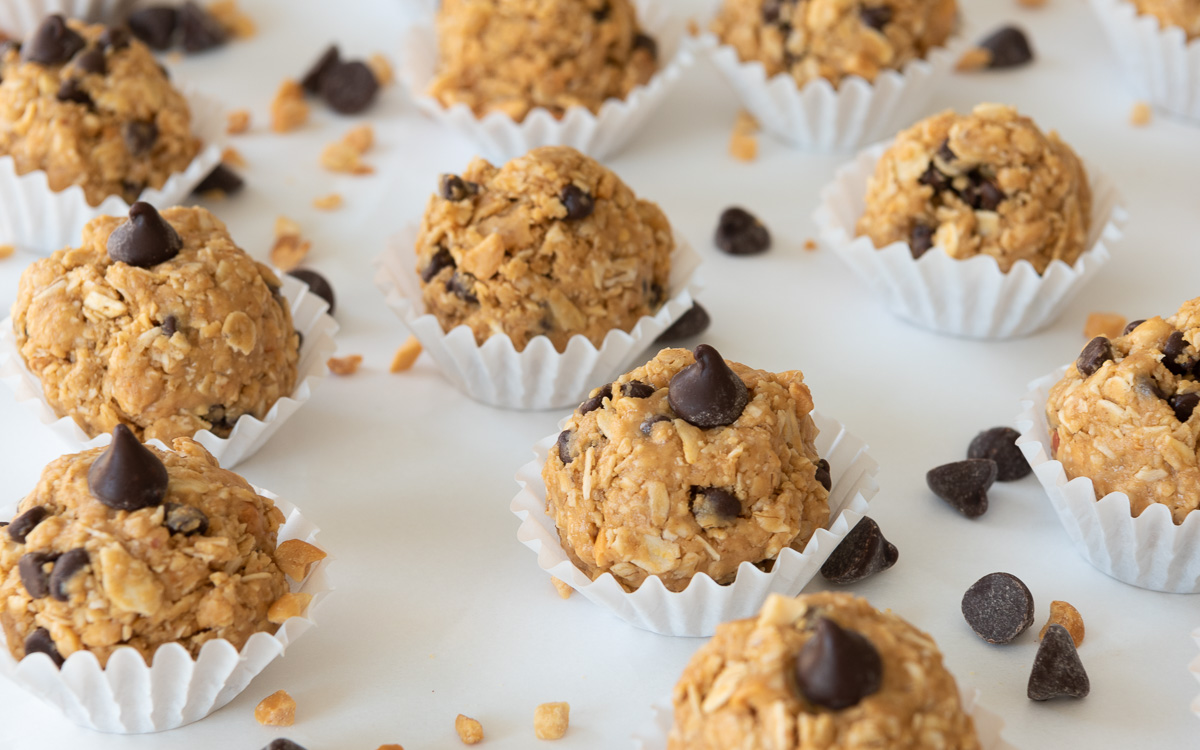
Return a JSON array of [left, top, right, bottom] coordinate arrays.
[[0, 274, 338, 468], [0, 488, 330, 734], [816, 143, 1123, 339], [1190, 628, 1200, 719], [0, 88, 224, 255], [511, 412, 879, 637], [1091, 0, 1200, 122], [373, 224, 702, 411], [1015, 366, 1200, 593], [700, 32, 964, 152], [398, 0, 694, 162], [0, 0, 134, 36]]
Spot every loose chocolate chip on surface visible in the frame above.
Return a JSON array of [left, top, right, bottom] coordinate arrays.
[[446, 272, 478, 304], [962, 571, 1035, 644], [640, 414, 671, 436], [632, 32, 658, 59], [1123, 319, 1145, 336], [55, 78, 92, 106], [179, 1, 228, 53], [98, 26, 130, 51], [814, 458, 832, 492], [193, 163, 245, 195], [859, 6, 893, 30], [73, 46, 106, 75], [1028, 624, 1090, 700], [1169, 392, 1200, 423], [968, 427, 1031, 482], [622, 380, 655, 399], [714, 207, 770, 255], [978, 25, 1034, 69], [123, 120, 159, 156], [909, 222, 934, 259], [556, 430, 574, 464], [107, 202, 182, 267], [1162, 331, 1193, 376], [579, 384, 613, 415], [820, 517, 898, 584], [654, 303, 711, 343], [49, 548, 89, 601], [668, 344, 749, 429], [263, 741, 307, 750], [24, 628, 63, 667], [320, 61, 380, 114], [87, 424, 169, 511], [18, 552, 56, 599], [128, 6, 179, 50], [691, 487, 741, 524], [163, 503, 209, 536], [161, 315, 178, 337], [301, 44, 341, 94], [927, 458, 997, 518], [421, 247, 456, 283], [795, 618, 883, 710], [560, 184, 595, 221], [288, 268, 336, 315], [1075, 336, 1112, 377], [23, 14, 86, 65], [440, 174, 477, 202], [8, 506, 49, 543]]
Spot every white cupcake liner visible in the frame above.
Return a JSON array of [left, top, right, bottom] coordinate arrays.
[[0, 0, 134, 36], [631, 684, 1014, 750], [816, 143, 1124, 339], [0, 87, 225, 256], [0, 483, 331, 734], [1016, 366, 1200, 593], [511, 411, 880, 638], [1190, 628, 1200, 719], [700, 31, 966, 152], [373, 224, 702, 411], [0, 274, 338, 468], [1091, 0, 1200, 122], [398, 0, 695, 161]]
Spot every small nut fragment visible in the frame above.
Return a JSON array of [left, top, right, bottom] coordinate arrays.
[[729, 110, 758, 163], [267, 592, 313, 624], [327, 354, 363, 376], [321, 125, 375, 174], [376, 746, 405, 750], [226, 109, 250, 134], [955, 47, 991, 72], [275, 539, 327, 580], [390, 336, 423, 373], [803, 239, 818, 251], [455, 714, 484, 745], [368, 53, 395, 86], [534, 702, 570, 740], [551, 577, 572, 600], [1016, 0, 1047, 6], [221, 146, 246, 169], [1084, 312, 1126, 341], [270, 79, 309, 133], [0, 244, 13, 259], [313, 193, 343, 211], [1038, 600, 1084, 647], [255, 690, 296, 726], [1130, 101, 1152, 127], [270, 216, 312, 271]]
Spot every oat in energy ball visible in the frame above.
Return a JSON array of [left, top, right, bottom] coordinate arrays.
[[13, 204, 300, 442], [415, 146, 673, 353], [1046, 297, 1200, 523], [668, 592, 980, 750], [0, 16, 202, 206], [857, 103, 1092, 273], [543, 346, 829, 592], [711, 0, 958, 88], [428, 0, 658, 120], [1131, 0, 1200, 39]]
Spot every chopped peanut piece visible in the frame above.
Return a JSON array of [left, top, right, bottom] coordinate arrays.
[[390, 337, 423, 373], [275, 215, 302, 237], [0, 244, 13, 260], [368, 53, 395, 86], [270, 216, 311, 271], [1130, 101, 1152, 127], [221, 147, 246, 169], [270, 79, 309, 133], [456, 714, 484, 745], [275, 539, 327, 580], [803, 239, 818, 251], [1016, 0, 1047, 6], [729, 110, 759, 163], [1039, 600, 1084, 647], [343, 125, 374, 154], [686, 18, 700, 36], [534, 702, 570, 740], [321, 125, 375, 175], [1084, 312, 1126, 340], [377, 746, 405, 750], [255, 690, 296, 726], [551, 577, 572, 600], [267, 592, 314, 624], [327, 354, 363, 376], [226, 109, 251, 134], [955, 47, 991, 72], [313, 193, 344, 211], [208, 0, 256, 38]]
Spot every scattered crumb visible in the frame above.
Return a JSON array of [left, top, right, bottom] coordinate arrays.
[[275, 539, 328, 580], [534, 702, 570, 741], [328, 354, 364, 376], [0, 244, 13, 260], [208, 0, 257, 38], [220, 146, 246, 169], [1084, 312, 1126, 340], [455, 714, 484, 745], [343, 124, 374, 153], [1130, 101, 1152, 127], [376, 746, 405, 750], [321, 125, 375, 174], [270, 215, 311, 271], [270, 79, 310, 133], [313, 193, 343, 211], [955, 47, 991, 72], [686, 18, 700, 36], [226, 109, 251, 135], [1038, 600, 1084, 647], [729, 109, 759, 163], [267, 592, 314, 624], [389, 336, 423, 373], [166, 50, 183, 65], [275, 215, 302, 237], [368, 53, 395, 87], [1016, 0, 1048, 6], [803, 239, 818, 251], [551, 577, 572, 600], [254, 690, 296, 727]]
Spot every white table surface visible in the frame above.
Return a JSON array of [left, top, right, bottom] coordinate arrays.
[[1, 0, 1198, 747]]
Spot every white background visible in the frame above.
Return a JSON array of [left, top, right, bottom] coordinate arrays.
[[1, 0, 1199, 747]]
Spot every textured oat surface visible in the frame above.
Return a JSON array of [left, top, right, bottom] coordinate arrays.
[[1132, 0, 1200, 39]]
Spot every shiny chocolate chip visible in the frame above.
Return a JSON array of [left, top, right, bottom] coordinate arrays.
[[193, 163, 244, 195], [814, 458, 831, 492], [927, 459, 997, 519], [1075, 336, 1112, 378], [301, 44, 341, 94], [794, 618, 883, 710], [161, 315, 178, 337], [910, 222, 934, 259], [1028, 624, 1090, 700], [668, 345, 748, 428], [73, 46, 106, 75], [962, 571, 1035, 644], [446, 272, 478, 304], [1162, 331, 1193, 376], [288, 268, 336, 315], [179, 1, 228, 53], [967, 427, 1031, 482], [87, 424, 169, 511], [560, 185, 595, 221], [55, 78, 92, 107], [918, 164, 951, 193], [715, 207, 770, 255], [556, 430, 575, 465], [49, 548, 89, 601], [128, 6, 179, 50], [640, 414, 671, 436], [622, 380, 655, 399], [691, 487, 741, 525], [1169, 392, 1200, 423], [819, 516, 898, 584], [8, 506, 49, 544], [632, 32, 657, 59], [440, 174, 477, 202], [936, 140, 957, 163], [579, 384, 613, 415], [164, 502, 209, 536], [421, 247, 456, 283], [962, 172, 1005, 211], [979, 25, 1034, 69], [23, 14, 86, 65], [859, 6, 893, 30], [1122, 319, 1145, 336], [107, 202, 182, 267], [18, 552, 56, 599], [123, 121, 159, 156], [654, 303, 711, 343], [320, 61, 380, 114], [24, 628, 63, 667]]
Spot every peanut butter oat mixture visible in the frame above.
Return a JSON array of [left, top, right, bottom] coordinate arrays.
[[0, 18, 200, 206], [669, 593, 980, 750], [13, 206, 300, 442], [857, 103, 1092, 273], [543, 348, 828, 592], [711, 0, 957, 88], [415, 146, 673, 353], [428, 0, 658, 120], [1132, 0, 1200, 39], [0, 438, 292, 667], [1047, 297, 1200, 523]]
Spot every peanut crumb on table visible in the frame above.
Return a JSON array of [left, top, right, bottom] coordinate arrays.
[[209, 0, 257, 38], [376, 745, 405, 750], [551, 577, 572, 600], [1130, 101, 1152, 126], [803, 239, 818, 251], [276, 539, 328, 580], [534, 702, 570, 740], [227, 109, 251, 134], [368, 53, 395, 87], [1016, 0, 1047, 7], [1084, 312, 1126, 340], [455, 714, 484, 745], [955, 47, 991, 72], [255, 690, 296, 727], [729, 110, 759, 162], [321, 125, 375, 174], [390, 337, 423, 373], [270, 216, 312, 270], [313, 193, 343, 211], [1039, 600, 1085, 647], [271, 79, 309, 133], [328, 354, 364, 376], [0, 244, 13, 260], [221, 146, 246, 168], [267, 592, 314, 624]]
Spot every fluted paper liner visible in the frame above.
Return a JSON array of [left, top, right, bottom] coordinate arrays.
[[1190, 628, 1200, 719], [1016, 366, 1200, 593], [816, 143, 1123, 339], [511, 412, 879, 637], [700, 31, 965, 152], [373, 224, 702, 410], [398, 0, 694, 161], [0, 483, 330, 734], [1091, 0, 1200, 122], [0, 0, 134, 36], [0, 88, 225, 255], [0, 274, 338, 468]]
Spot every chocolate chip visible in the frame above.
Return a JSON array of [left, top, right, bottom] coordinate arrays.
[[936, 140, 956, 163], [560, 185, 595, 221], [962, 172, 1005, 211], [640, 414, 671, 436], [714, 207, 770, 255], [859, 6, 892, 30], [48, 548, 89, 601], [1075, 336, 1113, 378], [23, 14, 86, 65], [762, 0, 783, 23], [632, 32, 658, 59], [967, 427, 1031, 482], [446, 272, 478, 304], [918, 164, 951, 193], [1122, 319, 1145, 336], [421, 247, 456, 283], [820, 516, 898, 584], [287, 268, 336, 315], [1028, 624, 1090, 700], [55, 78, 92, 107], [622, 380, 655, 399], [927, 458, 997, 518], [18, 552, 56, 599], [1162, 331, 1193, 376], [1135, 375, 1166, 401], [163, 503, 209, 536], [910, 222, 935, 259], [440, 174, 477, 202], [794, 618, 883, 710], [73, 46, 106, 75], [592, 2, 611, 21], [123, 121, 159, 156], [128, 6, 179, 50], [161, 315, 178, 337], [98, 26, 130, 51], [107, 202, 182, 267], [962, 571, 1035, 644], [301, 44, 341, 94], [579, 383, 613, 415], [8, 506, 49, 543], [24, 628, 63, 667], [179, 1, 228, 53], [320, 61, 379, 114], [87, 424, 169, 511], [1169, 392, 1200, 423], [668, 345, 749, 428], [556, 430, 575, 464], [193, 163, 245, 195], [979, 26, 1034, 69], [654, 303, 711, 343], [690, 487, 741, 525], [814, 458, 831, 492]]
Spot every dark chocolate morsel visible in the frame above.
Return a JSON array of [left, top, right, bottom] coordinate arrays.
[[98, 26, 130, 51], [910, 222, 934, 259], [73, 46, 106, 75], [287, 268, 336, 315], [24, 628, 64, 667], [560, 185, 595, 221], [859, 6, 893, 30], [1169, 392, 1200, 423], [979, 25, 1035, 69], [107, 202, 182, 267], [632, 32, 658, 59], [440, 174, 478, 202], [49, 548, 89, 601], [622, 380, 655, 399], [1028, 624, 1090, 700], [794, 618, 883, 710], [446, 273, 478, 304], [18, 552, 56, 599], [23, 14, 86, 65], [123, 120, 159, 156], [193, 163, 244, 195], [161, 315, 178, 337], [127, 6, 179, 50], [820, 516, 898, 585], [55, 78, 92, 107], [963, 173, 1005, 211], [690, 487, 741, 524], [579, 383, 613, 415], [1075, 336, 1113, 378], [714, 207, 771, 255], [918, 164, 951, 193], [926, 459, 997, 518], [1162, 331, 1193, 376], [556, 430, 574, 465], [1122, 319, 1145, 336], [654, 303, 711, 343], [667, 345, 748, 429], [762, 0, 783, 23], [301, 45, 341, 94], [962, 571, 1035, 644], [8, 506, 49, 543], [163, 502, 209, 536], [814, 458, 832, 492], [264, 741, 307, 750], [87, 424, 169, 511], [421, 247, 456, 283], [179, 1, 228, 53], [319, 60, 380, 115], [640, 414, 672, 436], [967, 427, 1031, 482]]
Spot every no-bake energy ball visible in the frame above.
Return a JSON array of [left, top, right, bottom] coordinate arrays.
[[668, 592, 980, 750], [428, 0, 658, 120], [711, 0, 958, 88], [1132, 0, 1200, 38], [0, 15, 201, 206], [542, 346, 829, 592], [415, 146, 674, 353], [13, 204, 300, 442], [857, 103, 1092, 273]]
